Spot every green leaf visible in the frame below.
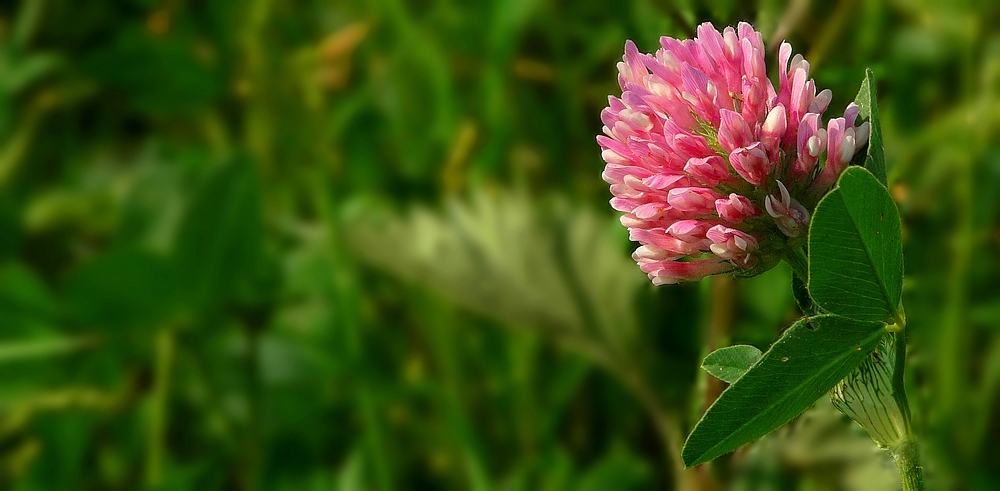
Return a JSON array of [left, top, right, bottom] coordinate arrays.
[[701, 345, 762, 383], [82, 26, 222, 117], [682, 315, 885, 467], [64, 246, 180, 330], [0, 336, 96, 364], [1, 53, 61, 94], [175, 154, 263, 307], [577, 446, 651, 491], [0, 262, 54, 318], [853, 68, 887, 185], [0, 262, 56, 334], [808, 167, 904, 323]]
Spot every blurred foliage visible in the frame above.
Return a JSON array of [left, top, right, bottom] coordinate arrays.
[[0, 0, 997, 490]]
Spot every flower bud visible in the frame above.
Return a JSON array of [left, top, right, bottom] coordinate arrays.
[[716, 193, 760, 222], [718, 109, 754, 153], [765, 181, 810, 238], [761, 104, 787, 153], [707, 225, 759, 268], [729, 143, 771, 187]]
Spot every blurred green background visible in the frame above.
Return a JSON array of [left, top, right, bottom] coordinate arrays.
[[0, 0, 997, 489]]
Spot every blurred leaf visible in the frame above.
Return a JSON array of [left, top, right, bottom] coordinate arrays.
[[0, 262, 54, 319], [740, 263, 794, 326], [0, 195, 21, 260], [537, 448, 574, 491], [539, 358, 590, 439], [335, 450, 365, 491], [10, 0, 45, 48], [344, 190, 643, 351], [970, 299, 1000, 329], [701, 345, 762, 383], [736, 397, 901, 490], [257, 333, 319, 386], [174, 154, 263, 307], [1, 389, 119, 423], [81, 25, 222, 117], [0, 98, 43, 186], [808, 167, 904, 324], [23, 187, 116, 234], [64, 246, 179, 330], [114, 151, 186, 251], [853, 67, 887, 185], [682, 315, 885, 467], [575, 445, 651, 491], [0, 336, 96, 364], [0, 52, 61, 95], [0, 261, 56, 339]]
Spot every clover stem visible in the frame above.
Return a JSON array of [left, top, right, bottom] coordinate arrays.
[[784, 245, 809, 281], [892, 439, 925, 491], [890, 330, 924, 491]]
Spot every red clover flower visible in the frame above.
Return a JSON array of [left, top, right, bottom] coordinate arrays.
[[599, 22, 869, 285]]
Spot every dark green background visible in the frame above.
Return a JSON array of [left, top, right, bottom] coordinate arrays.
[[0, 0, 997, 489]]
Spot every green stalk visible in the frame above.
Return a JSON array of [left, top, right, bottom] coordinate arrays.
[[891, 440, 924, 491], [889, 330, 924, 491], [784, 246, 809, 281], [146, 328, 175, 488]]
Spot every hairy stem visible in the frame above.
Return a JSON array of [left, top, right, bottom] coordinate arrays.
[[892, 440, 925, 491], [890, 329, 924, 491]]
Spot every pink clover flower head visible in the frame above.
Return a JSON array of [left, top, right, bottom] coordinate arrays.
[[599, 22, 870, 285]]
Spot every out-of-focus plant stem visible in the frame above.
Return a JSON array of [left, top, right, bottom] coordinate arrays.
[[419, 298, 494, 491], [0, 93, 49, 186], [704, 277, 734, 409], [315, 175, 396, 491], [804, 0, 856, 69], [694, 276, 735, 491], [241, 0, 275, 177], [551, 226, 716, 489], [11, 0, 45, 48], [146, 328, 175, 488], [936, 14, 977, 464], [936, 115, 974, 459], [608, 356, 717, 491], [244, 325, 262, 491]]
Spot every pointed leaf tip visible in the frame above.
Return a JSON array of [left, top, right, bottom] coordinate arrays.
[[853, 68, 887, 185], [701, 345, 762, 384]]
